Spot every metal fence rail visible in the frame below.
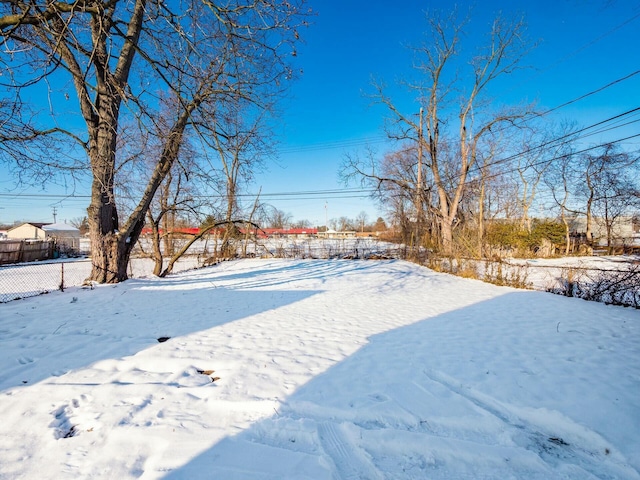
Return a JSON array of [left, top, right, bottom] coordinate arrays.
[[0, 259, 92, 303], [2, 243, 638, 307], [0, 257, 198, 303], [0, 240, 404, 303]]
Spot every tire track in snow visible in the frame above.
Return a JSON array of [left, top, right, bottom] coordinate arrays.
[[423, 369, 640, 479], [317, 421, 383, 480]]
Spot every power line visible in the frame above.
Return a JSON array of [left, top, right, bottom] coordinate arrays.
[[479, 133, 640, 184], [536, 70, 640, 118], [276, 70, 640, 159], [253, 193, 374, 202], [474, 106, 640, 175], [0, 187, 379, 202], [541, 12, 640, 76], [0, 193, 90, 199], [474, 70, 640, 141]]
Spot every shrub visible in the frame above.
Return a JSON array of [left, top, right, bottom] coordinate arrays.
[[485, 219, 565, 257]]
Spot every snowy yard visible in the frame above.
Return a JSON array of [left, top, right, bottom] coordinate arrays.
[[0, 259, 638, 479]]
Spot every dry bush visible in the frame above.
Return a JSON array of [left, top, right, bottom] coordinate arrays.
[[483, 260, 531, 289], [548, 265, 640, 308]]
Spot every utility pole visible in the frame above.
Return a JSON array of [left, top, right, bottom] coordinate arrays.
[[324, 202, 328, 233], [52, 206, 58, 223]]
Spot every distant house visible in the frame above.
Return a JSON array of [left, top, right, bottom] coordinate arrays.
[[42, 223, 81, 253], [569, 215, 640, 251], [259, 228, 319, 239], [317, 229, 357, 239], [7, 222, 81, 254], [6, 222, 50, 240]]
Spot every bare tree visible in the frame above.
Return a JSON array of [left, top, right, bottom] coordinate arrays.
[[545, 149, 577, 255], [0, 1, 307, 282], [261, 207, 292, 229], [144, 163, 201, 276], [461, 136, 504, 256], [541, 123, 580, 254], [342, 145, 433, 246], [336, 216, 353, 232], [577, 144, 636, 248], [291, 219, 312, 228], [355, 211, 369, 232], [515, 129, 557, 233], [69, 216, 89, 235], [204, 101, 274, 256], [365, 9, 534, 255]]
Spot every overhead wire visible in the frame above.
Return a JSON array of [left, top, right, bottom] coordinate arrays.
[[271, 69, 640, 184], [4, 33, 640, 212], [0, 187, 379, 203], [2, 106, 636, 207], [477, 133, 640, 185], [467, 106, 640, 177]]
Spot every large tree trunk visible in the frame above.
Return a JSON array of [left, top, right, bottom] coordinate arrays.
[[86, 96, 127, 282], [85, 1, 146, 283]]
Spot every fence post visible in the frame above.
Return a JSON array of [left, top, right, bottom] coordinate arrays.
[[59, 262, 65, 292]]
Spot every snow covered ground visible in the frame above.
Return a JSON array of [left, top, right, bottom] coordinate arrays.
[[0, 237, 397, 302], [0, 258, 638, 479]]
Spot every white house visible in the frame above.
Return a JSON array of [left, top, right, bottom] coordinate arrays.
[[569, 215, 640, 251], [42, 223, 81, 253], [317, 229, 357, 239], [7, 222, 50, 240], [7, 222, 81, 253]]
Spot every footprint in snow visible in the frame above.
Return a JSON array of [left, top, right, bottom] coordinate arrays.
[[49, 394, 94, 439]]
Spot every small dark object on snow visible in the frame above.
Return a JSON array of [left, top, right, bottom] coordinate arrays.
[[63, 426, 77, 438], [157, 336, 171, 343], [548, 437, 569, 446], [196, 369, 220, 382]]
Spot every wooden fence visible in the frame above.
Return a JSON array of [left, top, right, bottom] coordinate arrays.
[[0, 239, 55, 265]]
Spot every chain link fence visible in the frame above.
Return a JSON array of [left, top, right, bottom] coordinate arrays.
[[0, 259, 92, 303], [0, 239, 404, 304], [0, 256, 201, 303], [2, 242, 638, 307]]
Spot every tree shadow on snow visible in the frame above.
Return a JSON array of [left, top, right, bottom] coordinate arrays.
[[187, 258, 383, 290], [0, 266, 322, 392], [162, 289, 640, 479]]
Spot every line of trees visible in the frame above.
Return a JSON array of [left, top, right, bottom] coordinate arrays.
[[341, 9, 640, 258], [202, 207, 387, 234]]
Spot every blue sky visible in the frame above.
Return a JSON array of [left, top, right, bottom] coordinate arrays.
[[1, 0, 639, 226]]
